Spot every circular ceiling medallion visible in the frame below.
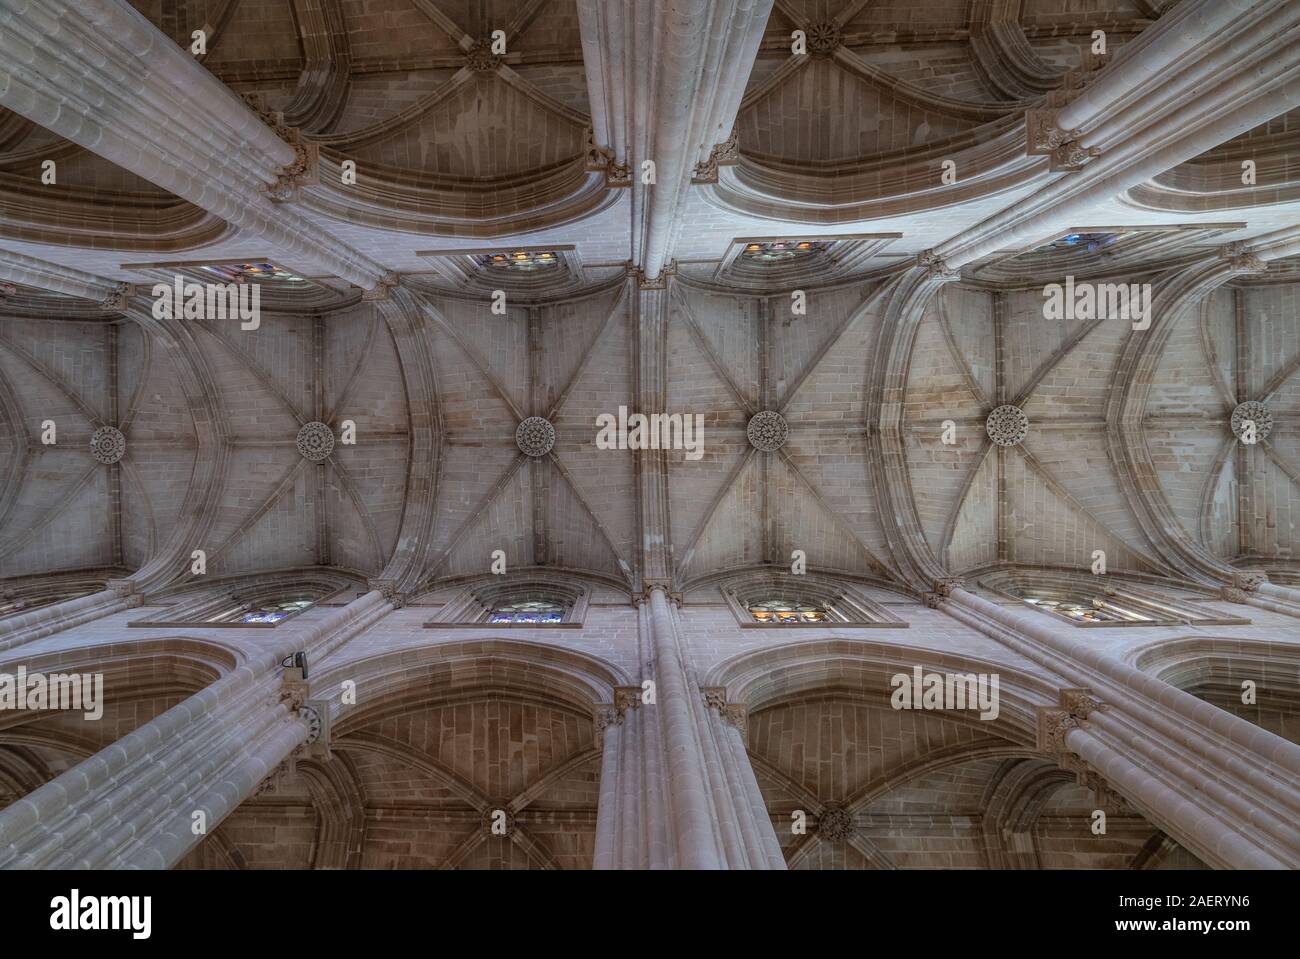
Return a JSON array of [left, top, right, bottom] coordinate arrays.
[[90, 426, 126, 464], [481, 806, 515, 836], [296, 422, 335, 462], [817, 803, 855, 842], [746, 410, 789, 452], [1230, 401, 1273, 441], [516, 416, 556, 457], [985, 405, 1029, 447]]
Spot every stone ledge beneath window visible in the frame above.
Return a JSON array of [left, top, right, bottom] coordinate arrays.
[[737, 620, 908, 629], [421, 621, 583, 629]]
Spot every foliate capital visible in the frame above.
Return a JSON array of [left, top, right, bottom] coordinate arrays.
[[613, 686, 643, 715], [1050, 139, 1101, 171], [368, 577, 409, 607], [1219, 586, 1250, 604], [701, 686, 727, 711], [585, 130, 632, 188], [1233, 570, 1267, 592], [917, 250, 959, 280], [932, 577, 965, 597], [1058, 688, 1106, 722], [1227, 253, 1267, 275], [1036, 706, 1080, 755], [594, 705, 622, 733], [361, 271, 401, 301], [691, 128, 739, 185], [266, 142, 318, 202], [99, 282, 135, 311], [1025, 109, 1078, 154]]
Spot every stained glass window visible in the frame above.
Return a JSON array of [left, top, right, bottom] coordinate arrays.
[[238, 599, 314, 624], [1022, 595, 1152, 624], [1045, 232, 1119, 254], [488, 600, 564, 624], [202, 262, 305, 283], [738, 241, 826, 263], [748, 600, 829, 624], [476, 251, 560, 272]]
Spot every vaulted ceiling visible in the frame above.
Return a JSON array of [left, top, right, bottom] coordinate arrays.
[[1, 0, 1298, 600]]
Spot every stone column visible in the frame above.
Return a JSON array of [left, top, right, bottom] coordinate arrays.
[[937, 583, 1300, 868], [0, 0, 389, 289], [698, 691, 787, 869], [0, 590, 392, 868], [0, 588, 136, 653], [576, 0, 773, 278]]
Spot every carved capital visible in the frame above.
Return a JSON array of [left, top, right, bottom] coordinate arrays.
[[1233, 571, 1267, 592], [932, 577, 966, 597], [917, 250, 959, 280], [1025, 109, 1078, 154], [585, 130, 632, 187], [265, 142, 318, 202], [691, 128, 739, 184], [1219, 586, 1250, 604], [1059, 688, 1106, 722], [98, 282, 134, 311], [613, 686, 643, 715], [1036, 706, 1080, 755], [1227, 253, 1267, 275], [361, 271, 401, 301], [720, 703, 747, 735], [367, 578, 395, 597], [593, 704, 622, 733], [1050, 139, 1101, 171], [701, 686, 727, 711], [922, 592, 944, 609]]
